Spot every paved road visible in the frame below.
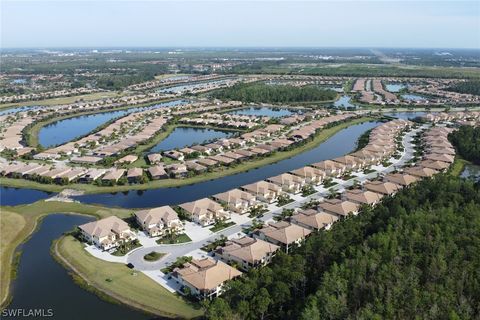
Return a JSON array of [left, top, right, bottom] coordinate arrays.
[[126, 125, 423, 271]]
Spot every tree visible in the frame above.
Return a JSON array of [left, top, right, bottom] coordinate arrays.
[[204, 298, 234, 320]]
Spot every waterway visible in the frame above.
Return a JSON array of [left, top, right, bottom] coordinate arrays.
[[385, 83, 407, 92], [0, 187, 53, 206], [402, 94, 428, 102], [75, 121, 379, 208], [333, 95, 357, 109], [6, 214, 149, 320], [1, 120, 379, 207], [384, 111, 427, 120], [226, 106, 294, 117], [461, 164, 480, 182], [149, 127, 234, 153], [0, 106, 40, 116], [38, 99, 187, 148]]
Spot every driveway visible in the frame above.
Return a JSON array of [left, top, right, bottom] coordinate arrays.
[[123, 125, 423, 271]]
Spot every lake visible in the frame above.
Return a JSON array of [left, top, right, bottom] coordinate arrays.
[[333, 95, 357, 109], [0, 106, 40, 116], [402, 94, 428, 101], [384, 111, 427, 120], [149, 127, 234, 153], [0, 187, 54, 206], [385, 83, 407, 92], [38, 99, 187, 148], [226, 107, 294, 117], [6, 214, 149, 320]]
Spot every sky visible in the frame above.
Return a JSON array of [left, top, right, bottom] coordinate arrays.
[[1, 1, 479, 49]]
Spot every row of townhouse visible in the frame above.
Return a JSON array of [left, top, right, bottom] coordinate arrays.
[[80, 119, 459, 300], [421, 111, 480, 123]]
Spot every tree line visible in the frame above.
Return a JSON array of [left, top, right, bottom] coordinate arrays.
[[211, 83, 337, 104], [446, 80, 480, 96], [448, 125, 480, 164], [204, 174, 480, 319]]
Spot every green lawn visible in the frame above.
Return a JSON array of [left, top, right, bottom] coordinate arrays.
[[2, 117, 375, 194], [209, 221, 235, 232], [143, 251, 166, 261], [156, 233, 192, 244], [448, 157, 470, 177], [0, 210, 26, 306], [55, 236, 202, 318]]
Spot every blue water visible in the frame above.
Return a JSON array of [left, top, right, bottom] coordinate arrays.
[[0, 187, 53, 206], [157, 80, 230, 93], [226, 107, 293, 117], [75, 121, 379, 208], [384, 111, 427, 120], [7, 214, 149, 320], [38, 100, 187, 148], [333, 95, 357, 109], [385, 83, 407, 92], [0, 106, 40, 116], [402, 94, 428, 101], [2, 121, 379, 207], [149, 127, 234, 153]]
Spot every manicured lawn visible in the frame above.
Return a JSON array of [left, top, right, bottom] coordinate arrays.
[[111, 240, 142, 256], [209, 221, 235, 232], [143, 251, 166, 262], [1, 117, 375, 194], [449, 157, 469, 177], [156, 233, 192, 244], [0, 210, 26, 306], [55, 236, 202, 318]]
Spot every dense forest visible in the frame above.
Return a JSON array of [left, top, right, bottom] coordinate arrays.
[[211, 83, 337, 103], [204, 174, 480, 319], [446, 80, 480, 96], [448, 125, 480, 164]]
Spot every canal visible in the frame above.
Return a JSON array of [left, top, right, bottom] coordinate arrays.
[[75, 121, 379, 208], [1, 120, 379, 207], [6, 214, 149, 320]]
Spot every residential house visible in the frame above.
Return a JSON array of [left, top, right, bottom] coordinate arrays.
[[134, 206, 183, 237], [363, 180, 400, 196], [179, 198, 230, 226], [241, 181, 282, 203], [253, 221, 311, 253], [319, 199, 360, 217], [267, 173, 305, 194], [148, 165, 168, 180], [215, 236, 280, 271], [290, 166, 325, 185], [311, 160, 345, 177], [213, 189, 260, 214], [343, 188, 383, 206], [172, 258, 242, 299], [78, 216, 137, 250], [290, 209, 338, 231], [384, 173, 419, 186]]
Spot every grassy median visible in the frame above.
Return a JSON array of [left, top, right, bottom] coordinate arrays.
[[55, 235, 202, 318], [2, 116, 375, 194]]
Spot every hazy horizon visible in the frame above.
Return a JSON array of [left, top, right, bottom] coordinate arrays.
[[1, 1, 479, 49]]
